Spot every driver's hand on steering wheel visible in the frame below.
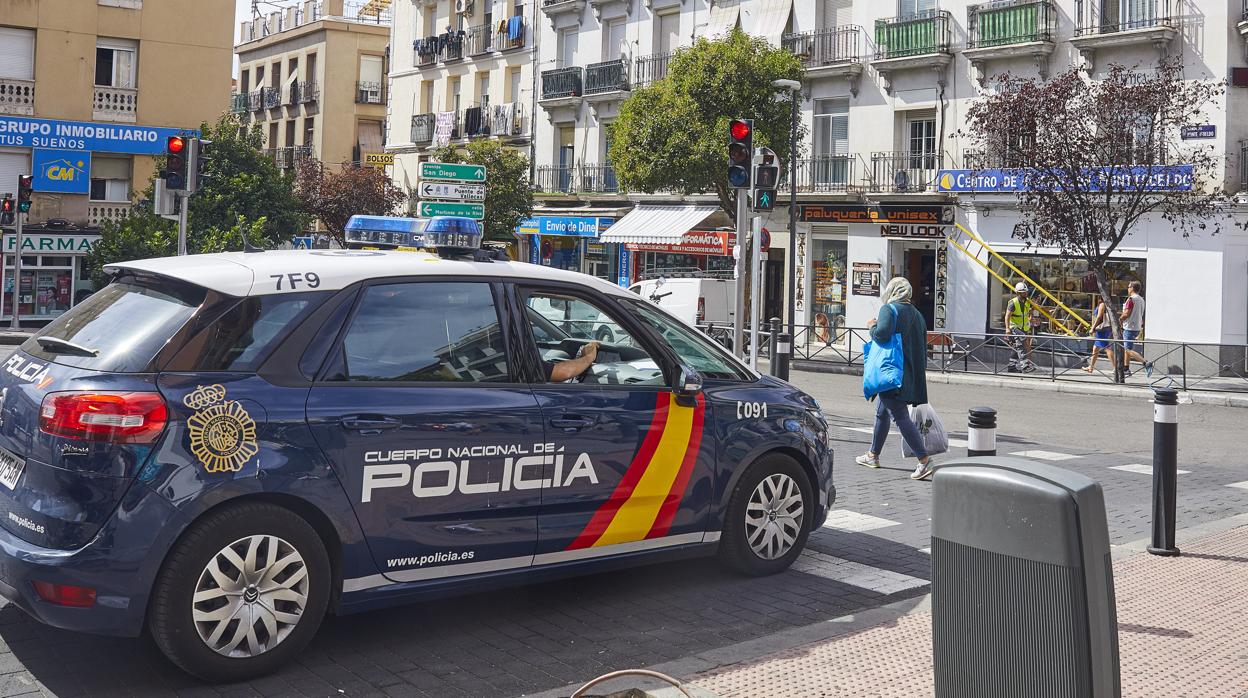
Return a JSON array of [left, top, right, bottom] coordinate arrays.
[[579, 341, 601, 363]]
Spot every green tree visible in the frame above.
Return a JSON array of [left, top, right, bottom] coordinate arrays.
[[429, 140, 533, 243], [610, 29, 804, 219], [84, 113, 308, 284]]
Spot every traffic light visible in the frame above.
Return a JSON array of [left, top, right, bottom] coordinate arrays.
[[727, 118, 753, 189], [190, 138, 212, 193], [163, 135, 189, 190], [751, 147, 778, 212], [17, 175, 32, 213], [1, 196, 13, 226]]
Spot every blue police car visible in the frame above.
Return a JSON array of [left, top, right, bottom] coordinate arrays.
[[0, 217, 834, 680]]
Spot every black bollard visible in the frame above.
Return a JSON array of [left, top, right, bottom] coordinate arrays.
[[1147, 387, 1180, 556], [967, 407, 997, 457], [768, 318, 781, 359], [772, 332, 791, 381]]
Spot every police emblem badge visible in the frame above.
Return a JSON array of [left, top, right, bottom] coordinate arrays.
[[184, 384, 259, 473]]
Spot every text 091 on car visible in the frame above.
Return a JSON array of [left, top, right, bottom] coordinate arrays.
[[0, 216, 834, 680]]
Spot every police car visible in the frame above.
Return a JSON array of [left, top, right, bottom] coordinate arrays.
[[0, 216, 834, 681]]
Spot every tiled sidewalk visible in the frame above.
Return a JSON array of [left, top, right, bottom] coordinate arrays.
[[689, 526, 1248, 698]]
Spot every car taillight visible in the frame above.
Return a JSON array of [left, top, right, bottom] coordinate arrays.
[[697, 297, 706, 323], [39, 392, 168, 444], [32, 581, 97, 608]]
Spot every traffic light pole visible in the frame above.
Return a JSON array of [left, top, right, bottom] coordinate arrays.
[[177, 193, 189, 256], [9, 210, 21, 330], [749, 214, 763, 370], [732, 194, 748, 359]]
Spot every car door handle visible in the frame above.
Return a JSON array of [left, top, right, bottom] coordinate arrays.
[[549, 415, 596, 431], [340, 415, 403, 433]]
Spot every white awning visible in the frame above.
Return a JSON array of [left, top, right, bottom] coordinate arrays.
[[705, 0, 741, 38], [741, 0, 793, 46], [598, 204, 720, 245]]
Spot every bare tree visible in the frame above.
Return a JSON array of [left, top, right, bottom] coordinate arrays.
[[960, 59, 1230, 380]]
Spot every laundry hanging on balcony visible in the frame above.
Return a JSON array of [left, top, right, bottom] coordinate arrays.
[[491, 103, 515, 136]]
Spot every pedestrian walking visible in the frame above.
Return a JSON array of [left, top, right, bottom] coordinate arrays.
[[1082, 298, 1115, 373], [1119, 281, 1154, 377], [1004, 282, 1039, 373], [855, 277, 936, 481]]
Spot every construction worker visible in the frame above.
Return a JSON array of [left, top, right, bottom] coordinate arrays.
[[1004, 281, 1039, 372]]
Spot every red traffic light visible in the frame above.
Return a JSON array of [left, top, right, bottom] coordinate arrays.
[[167, 136, 186, 154], [729, 120, 751, 141], [1, 199, 11, 212]]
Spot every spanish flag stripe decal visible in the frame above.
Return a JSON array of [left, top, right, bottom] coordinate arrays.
[[592, 394, 696, 547], [565, 393, 670, 550], [646, 393, 706, 539]]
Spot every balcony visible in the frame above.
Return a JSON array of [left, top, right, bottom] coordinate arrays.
[[585, 59, 630, 97], [230, 92, 249, 114], [466, 24, 494, 56], [965, 0, 1057, 82], [498, 17, 527, 50], [300, 81, 319, 104], [263, 86, 281, 109], [93, 86, 138, 123], [357, 81, 384, 105], [869, 151, 950, 193], [780, 155, 858, 194], [249, 89, 264, 111], [87, 202, 131, 228], [286, 82, 302, 106], [539, 67, 583, 121], [872, 11, 953, 92], [541, 0, 586, 26], [1071, 0, 1175, 69], [443, 36, 464, 62], [783, 26, 865, 95], [1241, 0, 1248, 40], [633, 51, 672, 87], [0, 78, 35, 116], [412, 113, 436, 145], [579, 164, 619, 194], [535, 165, 577, 194]]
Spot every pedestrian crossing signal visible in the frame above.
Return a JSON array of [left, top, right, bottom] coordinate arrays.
[[752, 188, 776, 212]]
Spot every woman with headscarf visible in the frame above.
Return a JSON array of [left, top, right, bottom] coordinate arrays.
[[855, 277, 935, 480]]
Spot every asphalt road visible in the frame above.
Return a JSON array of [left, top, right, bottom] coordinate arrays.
[[0, 363, 1241, 697]]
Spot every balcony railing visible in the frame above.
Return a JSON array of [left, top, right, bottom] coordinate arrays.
[[783, 26, 863, 67], [633, 51, 672, 87], [230, 92, 250, 113], [88, 202, 132, 227], [585, 58, 630, 95], [968, 0, 1056, 48], [1243, 0, 1248, 22], [535, 165, 577, 193], [444, 36, 464, 61], [498, 17, 526, 50], [869, 151, 949, 192], [466, 23, 494, 56], [357, 81, 384, 104], [262, 86, 281, 109], [0, 78, 34, 116], [249, 89, 264, 111], [286, 82, 302, 106], [874, 11, 953, 59], [1074, 0, 1173, 36], [541, 67, 583, 100], [412, 113, 436, 144], [93, 86, 138, 122], [1241, 141, 1248, 191], [299, 81, 319, 104], [779, 155, 858, 193], [580, 164, 619, 193]]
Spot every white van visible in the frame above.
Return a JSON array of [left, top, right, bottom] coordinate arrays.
[[630, 277, 736, 327]]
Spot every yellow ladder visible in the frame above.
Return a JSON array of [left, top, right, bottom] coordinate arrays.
[[945, 222, 1092, 337]]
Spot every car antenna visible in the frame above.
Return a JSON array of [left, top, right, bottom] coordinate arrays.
[[242, 237, 265, 254]]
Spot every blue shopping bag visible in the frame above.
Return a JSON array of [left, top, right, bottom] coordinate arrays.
[[862, 304, 905, 400]]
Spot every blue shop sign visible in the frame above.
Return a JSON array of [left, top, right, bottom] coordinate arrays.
[[32, 149, 90, 194], [517, 216, 614, 237], [0, 116, 198, 155], [616, 247, 631, 288], [936, 165, 1194, 193]]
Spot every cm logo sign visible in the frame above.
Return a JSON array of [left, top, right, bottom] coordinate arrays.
[[32, 149, 91, 195]]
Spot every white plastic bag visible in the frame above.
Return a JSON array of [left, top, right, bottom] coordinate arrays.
[[902, 404, 949, 458]]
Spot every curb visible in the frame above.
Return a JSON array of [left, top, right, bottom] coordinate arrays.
[[0, 332, 30, 346], [790, 360, 1248, 409]]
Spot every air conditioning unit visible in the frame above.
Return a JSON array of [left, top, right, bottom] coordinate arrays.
[[456, 0, 474, 14]]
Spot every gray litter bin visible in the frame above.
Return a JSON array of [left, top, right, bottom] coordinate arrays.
[[932, 457, 1120, 698]]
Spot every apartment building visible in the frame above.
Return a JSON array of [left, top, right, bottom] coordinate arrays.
[[778, 0, 1248, 348], [233, 0, 391, 173], [386, 0, 534, 200], [0, 0, 232, 322]]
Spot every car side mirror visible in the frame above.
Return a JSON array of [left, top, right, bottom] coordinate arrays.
[[673, 366, 703, 406]]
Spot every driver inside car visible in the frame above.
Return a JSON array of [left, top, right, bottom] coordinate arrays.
[[545, 340, 601, 382]]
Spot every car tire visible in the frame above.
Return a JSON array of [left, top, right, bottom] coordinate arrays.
[[148, 502, 331, 682], [719, 453, 812, 576], [596, 328, 615, 344]]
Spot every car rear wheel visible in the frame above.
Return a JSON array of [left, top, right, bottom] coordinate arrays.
[[149, 502, 330, 682], [719, 454, 812, 576]]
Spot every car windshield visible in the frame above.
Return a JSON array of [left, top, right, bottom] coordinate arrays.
[[21, 278, 206, 373], [627, 300, 751, 381]]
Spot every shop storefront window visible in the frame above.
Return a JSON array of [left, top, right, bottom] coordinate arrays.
[[637, 252, 735, 279], [987, 255, 1146, 333], [811, 238, 847, 343], [537, 236, 582, 271], [2, 256, 74, 319]]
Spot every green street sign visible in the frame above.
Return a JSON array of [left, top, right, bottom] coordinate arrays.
[[418, 201, 485, 219], [419, 162, 486, 183]]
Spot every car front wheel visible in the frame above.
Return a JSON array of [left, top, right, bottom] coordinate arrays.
[[148, 502, 331, 681], [719, 454, 812, 576]]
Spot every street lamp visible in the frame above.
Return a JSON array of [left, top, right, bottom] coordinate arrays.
[[772, 78, 801, 337]]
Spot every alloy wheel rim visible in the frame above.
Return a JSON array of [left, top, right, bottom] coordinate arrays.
[[192, 534, 309, 658], [745, 473, 804, 560]]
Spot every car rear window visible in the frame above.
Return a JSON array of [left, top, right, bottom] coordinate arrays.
[[171, 292, 329, 371], [22, 279, 206, 373]]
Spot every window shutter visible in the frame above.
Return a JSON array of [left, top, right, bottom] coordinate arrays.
[[0, 28, 35, 81], [0, 152, 30, 198], [92, 156, 132, 181], [359, 55, 383, 84], [822, 0, 852, 29]]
